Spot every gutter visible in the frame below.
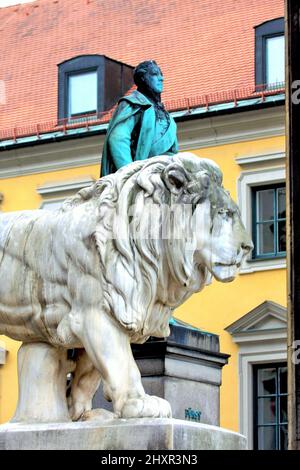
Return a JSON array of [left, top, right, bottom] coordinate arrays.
[[0, 94, 285, 151]]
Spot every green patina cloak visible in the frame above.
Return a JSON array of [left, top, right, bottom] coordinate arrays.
[[100, 90, 178, 177]]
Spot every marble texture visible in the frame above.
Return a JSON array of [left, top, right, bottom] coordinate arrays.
[[0, 153, 252, 423], [93, 322, 229, 426], [0, 419, 247, 450]]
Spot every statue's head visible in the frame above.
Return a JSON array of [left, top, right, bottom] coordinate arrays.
[[133, 60, 164, 96]]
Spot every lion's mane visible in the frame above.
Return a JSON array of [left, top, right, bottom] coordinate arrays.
[[61, 154, 222, 341]]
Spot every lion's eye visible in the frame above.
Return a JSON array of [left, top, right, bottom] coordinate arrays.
[[218, 208, 234, 217]]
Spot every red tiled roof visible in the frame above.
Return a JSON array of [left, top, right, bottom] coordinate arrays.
[[0, 0, 284, 134]]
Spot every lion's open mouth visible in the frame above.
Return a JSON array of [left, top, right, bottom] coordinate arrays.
[[214, 262, 240, 268], [211, 262, 240, 283]]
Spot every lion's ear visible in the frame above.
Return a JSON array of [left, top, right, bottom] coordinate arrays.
[[162, 164, 188, 195], [180, 170, 211, 203]]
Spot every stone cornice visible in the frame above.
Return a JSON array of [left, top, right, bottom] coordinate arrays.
[[0, 106, 285, 179], [178, 106, 284, 150]]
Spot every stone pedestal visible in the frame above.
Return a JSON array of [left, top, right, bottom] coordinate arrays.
[[0, 418, 247, 450], [93, 319, 229, 426]]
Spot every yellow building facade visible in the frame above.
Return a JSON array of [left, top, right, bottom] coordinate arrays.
[[0, 104, 287, 449]]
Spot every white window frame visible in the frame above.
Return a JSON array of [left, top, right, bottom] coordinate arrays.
[[237, 157, 286, 273], [238, 348, 286, 450], [0, 339, 7, 365], [37, 176, 95, 210], [225, 301, 287, 449]]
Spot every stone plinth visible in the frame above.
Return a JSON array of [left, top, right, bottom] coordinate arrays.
[[0, 418, 247, 450], [93, 319, 229, 426]]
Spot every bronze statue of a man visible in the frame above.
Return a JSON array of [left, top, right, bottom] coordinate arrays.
[[100, 60, 178, 177]]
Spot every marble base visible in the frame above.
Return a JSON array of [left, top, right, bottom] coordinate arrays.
[[94, 323, 230, 426], [0, 418, 247, 450]]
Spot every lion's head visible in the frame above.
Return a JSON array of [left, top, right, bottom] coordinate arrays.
[[62, 153, 253, 340], [196, 181, 252, 283]]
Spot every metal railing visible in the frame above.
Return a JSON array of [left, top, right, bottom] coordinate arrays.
[[0, 82, 285, 143]]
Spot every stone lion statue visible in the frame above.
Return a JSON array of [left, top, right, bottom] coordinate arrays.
[[0, 153, 252, 423]]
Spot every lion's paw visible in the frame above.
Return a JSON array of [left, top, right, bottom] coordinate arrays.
[[120, 394, 172, 419], [81, 408, 117, 422]]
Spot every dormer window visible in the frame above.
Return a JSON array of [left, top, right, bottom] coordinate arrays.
[[255, 18, 285, 89], [58, 55, 134, 122]]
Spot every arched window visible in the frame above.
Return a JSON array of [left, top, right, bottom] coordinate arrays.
[[255, 18, 285, 89]]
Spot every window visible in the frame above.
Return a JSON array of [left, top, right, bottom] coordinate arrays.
[[265, 35, 285, 86], [58, 55, 134, 122], [40, 199, 64, 211], [253, 364, 288, 450], [58, 55, 102, 122], [37, 177, 95, 210], [252, 184, 286, 259], [225, 300, 287, 449], [68, 70, 97, 117], [255, 18, 285, 89], [237, 162, 286, 273]]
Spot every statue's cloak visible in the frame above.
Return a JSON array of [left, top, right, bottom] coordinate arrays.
[[100, 90, 178, 177]]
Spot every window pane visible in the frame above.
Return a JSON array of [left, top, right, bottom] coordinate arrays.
[[280, 425, 288, 450], [257, 426, 276, 450], [257, 189, 274, 221], [266, 35, 285, 85], [277, 220, 286, 252], [280, 396, 288, 424], [279, 367, 287, 394], [277, 188, 286, 219], [254, 365, 288, 450], [257, 223, 274, 255], [69, 71, 97, 116], [258, 368, 277, 396], [257, 397, 277, 424]]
